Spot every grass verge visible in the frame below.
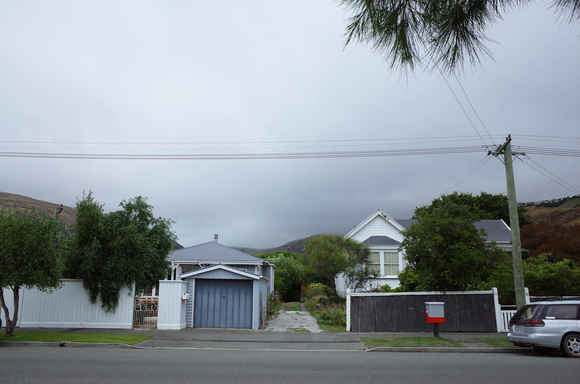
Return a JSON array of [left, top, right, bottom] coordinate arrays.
[[361, 337, 465, 349], [470, 337, 517, 348], [0, 333, 152, 345], [317, 323, 346, 333]]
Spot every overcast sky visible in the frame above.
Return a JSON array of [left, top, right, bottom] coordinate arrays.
[[1, 1, 578, 249]]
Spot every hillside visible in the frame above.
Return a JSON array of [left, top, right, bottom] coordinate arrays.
[[239, 236, 315, 256], [0, 192, 76, 227], [523, 196, 580, 226]]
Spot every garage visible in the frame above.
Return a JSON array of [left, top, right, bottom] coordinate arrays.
[[194, 279, 252, 329], [181, 264, 269, 330]]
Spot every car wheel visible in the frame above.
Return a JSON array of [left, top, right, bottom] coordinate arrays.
[[533, 346, 555, 355], [561, 334, 580, 358]]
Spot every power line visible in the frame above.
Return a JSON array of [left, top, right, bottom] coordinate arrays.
[[520, 156, 580, 195], [441, 155, 492, 195], [0, 145, 486, 160], [452, 73, 496, 146]]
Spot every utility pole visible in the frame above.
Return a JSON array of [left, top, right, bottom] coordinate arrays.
[[489, 135, 526, 308]]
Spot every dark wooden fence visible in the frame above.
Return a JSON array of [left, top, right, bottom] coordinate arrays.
[[349, 291, 497, 332]]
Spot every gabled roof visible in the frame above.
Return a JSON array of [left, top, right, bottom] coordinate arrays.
[[180, 264, 264, 280], [345, 209, 406, 238], [363, 236, 401, 246], [168, 241, 266, 265]]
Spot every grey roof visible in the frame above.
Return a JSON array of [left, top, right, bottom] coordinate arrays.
[[474, 220, 512, 243], [363, 236, 401, 246], [169, 241, 266, 264], [395, 218, 511, 243], [396, 219, 416, 230]]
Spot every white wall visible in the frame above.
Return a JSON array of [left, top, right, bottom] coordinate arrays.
[[1, 279, 135, 329]]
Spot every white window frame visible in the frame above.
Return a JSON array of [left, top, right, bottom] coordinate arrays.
[[369, 249, 401, 277]]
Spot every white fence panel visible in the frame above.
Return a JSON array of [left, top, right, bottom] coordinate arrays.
[[16, 279, 135, 329], [157, 280, 187, 330], [499, 310, 517, 333]]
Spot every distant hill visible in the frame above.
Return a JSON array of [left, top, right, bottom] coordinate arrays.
[[523, 196, 580, 226], [0, 192, 76, 228], [238, 236, 316, 256]]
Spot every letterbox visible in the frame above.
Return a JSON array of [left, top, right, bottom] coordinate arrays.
[[425, 302, 445, 324]]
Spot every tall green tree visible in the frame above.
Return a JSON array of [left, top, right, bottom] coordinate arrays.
[[400, 201, 506, 291], [304, 234, 373, 297], [64, 193, 176, 312], [258, 251, 305, 301], [0, 207, 64, 337], [415, 191, 531, 227], [340, 0, 579, 74], [484, 254, 580, 304]]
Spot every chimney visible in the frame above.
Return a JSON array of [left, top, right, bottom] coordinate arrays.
[[214, 234, 219, 243]]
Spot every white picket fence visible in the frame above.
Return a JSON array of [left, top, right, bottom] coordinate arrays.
[[498, 310, 517, 333]]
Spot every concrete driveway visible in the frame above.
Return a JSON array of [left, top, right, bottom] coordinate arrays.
[[264, 303, 322, 333]]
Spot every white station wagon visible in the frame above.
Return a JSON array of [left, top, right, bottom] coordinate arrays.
[[508, 300, 580, 358]]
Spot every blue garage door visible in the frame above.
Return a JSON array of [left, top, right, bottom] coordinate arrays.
[[194, 279, 253, 329]]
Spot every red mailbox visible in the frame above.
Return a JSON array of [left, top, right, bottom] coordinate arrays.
[[425, 302, 445, 324]]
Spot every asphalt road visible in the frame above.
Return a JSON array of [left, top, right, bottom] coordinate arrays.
[[1, 346, 578, 384]]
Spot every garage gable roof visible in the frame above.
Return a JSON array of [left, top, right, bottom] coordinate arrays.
[[169, 241, 265, 264], [180, 264, 263, 280]]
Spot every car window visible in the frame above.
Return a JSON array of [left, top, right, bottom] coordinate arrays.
[[514, 304, 539, 320], [543, 305, 579, 320]]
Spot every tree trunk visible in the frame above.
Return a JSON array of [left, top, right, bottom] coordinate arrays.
[[0, 286, 19, 337]]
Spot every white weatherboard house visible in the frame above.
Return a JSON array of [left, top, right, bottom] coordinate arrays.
[[336, 209, 513, 296]]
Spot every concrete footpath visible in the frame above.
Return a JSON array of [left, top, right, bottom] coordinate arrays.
[[1, 327, 532, 353]]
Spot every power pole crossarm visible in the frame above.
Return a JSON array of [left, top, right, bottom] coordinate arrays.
[[489, 135, 526, 309]]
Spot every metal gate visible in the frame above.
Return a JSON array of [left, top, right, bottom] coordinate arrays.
[[133, 296, 158, 328], [194, 279, 252, 329]]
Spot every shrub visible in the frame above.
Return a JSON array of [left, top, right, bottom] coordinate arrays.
[[316, 304, 347, 327]]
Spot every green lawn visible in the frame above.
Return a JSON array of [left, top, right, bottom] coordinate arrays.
[[0, 333, 152, 345], [361, 337, 465, 348]]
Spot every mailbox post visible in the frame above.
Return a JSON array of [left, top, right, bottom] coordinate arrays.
[[425, 302, 445, 337]]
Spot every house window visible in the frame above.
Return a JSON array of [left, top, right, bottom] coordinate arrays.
[[383, 252, 399, 275], [369, 252, 381, 273]]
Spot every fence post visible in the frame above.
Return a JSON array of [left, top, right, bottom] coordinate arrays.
[[346, 289, 351, 332], [492, 287, 503, 333]]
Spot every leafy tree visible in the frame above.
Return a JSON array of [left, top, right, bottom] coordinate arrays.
[[415, 191, 531, 227], [484, 254, 580, 304], [521, 223, 580, 263], [340, 0, 579, 74], [64, 193, 176, 312], [304, 234, 373, 297], [258, 251, 305, 301], [0, 207, 64, 337], [400, 201, 506, 291]]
